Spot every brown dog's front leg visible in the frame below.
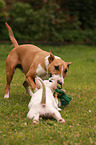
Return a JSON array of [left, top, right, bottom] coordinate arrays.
[[25, 76, 36, 91]]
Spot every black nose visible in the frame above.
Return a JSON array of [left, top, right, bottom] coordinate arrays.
[[50, 73, 52, 77], [57, 80, 62, 85], [64, 69, 67, 74]]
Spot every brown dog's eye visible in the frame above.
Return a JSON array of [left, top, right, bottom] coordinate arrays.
[[64, 68, 67, 73], [54, 65, 59, 70]]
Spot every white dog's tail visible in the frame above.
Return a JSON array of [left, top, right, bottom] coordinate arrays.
[[38, 78, 46, 107], [5, 23, 19, 48]]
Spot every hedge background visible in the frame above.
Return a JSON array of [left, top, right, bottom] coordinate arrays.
[[0, 0, 96, 44]]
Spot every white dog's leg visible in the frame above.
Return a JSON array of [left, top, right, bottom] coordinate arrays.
[[33, 113, 39, 124], [53, 98, 61, 111], [54, 98, 58, 105], [51, 108, 65, 123], [26, 86, 33, 97], [28, 98, 33, 109], [27, 109, 39, 124], [27, 109, 35, 119], [23, 81, 33, 97]]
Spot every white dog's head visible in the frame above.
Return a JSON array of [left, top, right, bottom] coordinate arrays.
[[35, 76, 57, 91]]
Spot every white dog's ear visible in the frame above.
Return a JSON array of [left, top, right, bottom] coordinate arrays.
[[35, 78, 42, 89], [51, 81, 57, 90]]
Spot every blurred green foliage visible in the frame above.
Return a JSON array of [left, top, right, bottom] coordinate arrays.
[[0, 0, 9, 39], [0, 0, 5, 9], [0, 0, 96, 43]]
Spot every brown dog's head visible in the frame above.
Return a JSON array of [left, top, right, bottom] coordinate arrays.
[[48, 52, 71, 79]]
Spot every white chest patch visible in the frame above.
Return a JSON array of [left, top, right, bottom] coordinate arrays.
[[45, 56, 49, 72], [36, 64, 46, 77]]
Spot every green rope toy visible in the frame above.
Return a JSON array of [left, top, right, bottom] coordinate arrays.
[[54, 80, 72, 107]]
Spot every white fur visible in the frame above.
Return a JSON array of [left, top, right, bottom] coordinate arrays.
[[49, 75, 64, 85], [45, 56, 49, 72], [54, 56, 61, 59], [27, 78, 65, 124], [36, 64, 46, 76], [26, 86, 33, 96], [36, 64, 49, 80], [4, 91, 9, 98]]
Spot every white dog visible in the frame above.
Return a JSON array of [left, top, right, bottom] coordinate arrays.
[[27, 77, 65, 124]]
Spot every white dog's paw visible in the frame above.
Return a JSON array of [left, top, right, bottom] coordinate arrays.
[[58, 108, 62, 111], [33, 120, 39, 124], [58, 118, 65, 124], [4, 92, 9, 98]]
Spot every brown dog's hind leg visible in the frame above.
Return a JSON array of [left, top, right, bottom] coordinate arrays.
[[4, 70, 14, 98], [4, 54, 18, 98]]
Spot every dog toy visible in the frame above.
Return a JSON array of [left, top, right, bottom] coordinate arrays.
[[54, 80, 72, 107]]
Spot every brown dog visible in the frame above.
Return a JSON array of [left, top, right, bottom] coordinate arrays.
[[4, 23, 71, 98]]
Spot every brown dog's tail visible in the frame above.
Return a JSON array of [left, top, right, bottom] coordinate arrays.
[[5, 23, 19, 47]]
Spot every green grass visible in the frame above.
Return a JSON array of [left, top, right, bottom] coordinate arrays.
[[0, 44, 96, 145]]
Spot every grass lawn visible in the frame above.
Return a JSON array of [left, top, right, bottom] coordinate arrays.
[[0, 43, 96, 145]]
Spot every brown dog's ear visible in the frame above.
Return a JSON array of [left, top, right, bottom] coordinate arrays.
[[66, 62, 72, 68], [48, 51, 55, 63]]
